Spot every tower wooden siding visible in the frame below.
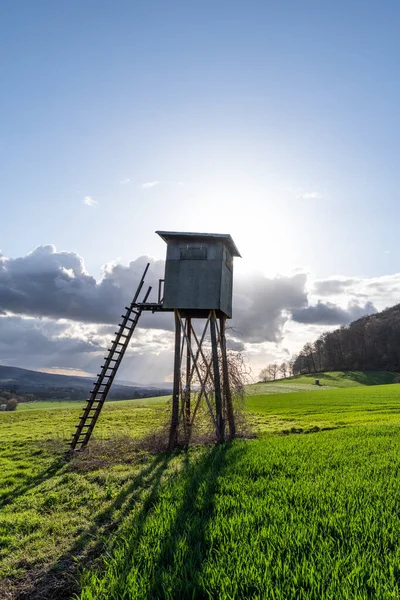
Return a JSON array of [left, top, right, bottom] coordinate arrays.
[[157, 231, 240, 318]]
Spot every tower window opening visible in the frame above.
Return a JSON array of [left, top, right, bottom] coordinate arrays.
[[180, 246, 207, 260]]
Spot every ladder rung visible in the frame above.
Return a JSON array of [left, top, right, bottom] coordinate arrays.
[[116, 332, 129, 338], [125, 307, 138, 314], [108, 349, 122, 354]]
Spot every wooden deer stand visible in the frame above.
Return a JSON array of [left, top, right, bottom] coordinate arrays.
[[69, 231, 240, 451]]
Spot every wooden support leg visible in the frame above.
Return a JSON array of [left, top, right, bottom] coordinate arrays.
[[220, 316, 236, 440], [185, 318, 191, 440], [169, 310, 181, 449], [210, 311, 224, 443]]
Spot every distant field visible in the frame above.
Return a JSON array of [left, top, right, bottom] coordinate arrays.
[[2, 383, 400, 598], [16, 396, 168, 412], [247, 370, 399, 396]]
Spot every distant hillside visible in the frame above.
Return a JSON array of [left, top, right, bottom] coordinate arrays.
[[0, 365, 172, 401], [293, 303, 400, 374], [247, 370, 399, 396]]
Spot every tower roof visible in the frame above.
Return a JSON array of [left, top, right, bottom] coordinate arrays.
[[156, 231, 241, 257]]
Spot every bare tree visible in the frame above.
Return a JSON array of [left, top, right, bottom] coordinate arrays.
[[259, 367, 271, 382], [288, 356, 296, 377], [279, 362, 288, 379], [268, 363, 278, 381], [303, 343, 316, 373]]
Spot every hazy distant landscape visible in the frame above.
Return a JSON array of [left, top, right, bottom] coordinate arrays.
[[0, 365, 172, 401]]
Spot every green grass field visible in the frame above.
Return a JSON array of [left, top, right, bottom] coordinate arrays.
[[2, 377, 400, 598], [247, 370, 399, 396]]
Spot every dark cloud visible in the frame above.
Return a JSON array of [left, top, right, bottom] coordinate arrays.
[[0, 245, 170, 328], [292, 300, 377, 325], [0, 316, 103, 372], [313, 278, 355, 296], [0, 247, 309, 345], [232, 272, 308, 343], [226, 338, 246, 352]]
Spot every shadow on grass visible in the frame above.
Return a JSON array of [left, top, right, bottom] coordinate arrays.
[[345, 371, 398, 386], [14, 450, 174, 600], [78, 443, 243, 599], [146, 444, 230, 599], [305, 371, 398, 386], [0, 451, 66, 509]]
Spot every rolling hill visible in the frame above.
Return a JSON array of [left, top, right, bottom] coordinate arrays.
[[247, 370, 399, 396], [0, 364, 172, 400]]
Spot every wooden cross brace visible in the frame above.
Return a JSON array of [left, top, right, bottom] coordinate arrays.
[[168, 309, 235, 448]]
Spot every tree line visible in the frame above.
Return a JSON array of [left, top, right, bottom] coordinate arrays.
[[259, 360, 296, 381], [0, 391, 36, 411], [292, 304, 400, 375]]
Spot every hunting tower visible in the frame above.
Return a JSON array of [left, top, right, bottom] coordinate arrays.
[[157, 231, 240, 317], [70, 231, 241, 452]]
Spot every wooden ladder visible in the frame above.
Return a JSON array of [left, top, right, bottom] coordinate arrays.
[[69, 264, 151, 451]]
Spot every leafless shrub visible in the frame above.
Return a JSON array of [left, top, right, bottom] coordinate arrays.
[[5, 398, 18, 411], [175, 348, 253, 446]]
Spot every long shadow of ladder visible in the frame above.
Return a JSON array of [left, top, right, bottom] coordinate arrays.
[[69, 264, 151, 451]]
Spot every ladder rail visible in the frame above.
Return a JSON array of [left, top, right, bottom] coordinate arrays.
[[69, 265, 150, 451]]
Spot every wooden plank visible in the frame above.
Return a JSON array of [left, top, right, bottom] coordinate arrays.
[[168, 310, 181, 449], [210, 311, 224, 443]]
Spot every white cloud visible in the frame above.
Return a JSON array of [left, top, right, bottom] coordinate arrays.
[[296, 191, 323, 200], [83, 196, 98, 206], [119, 178, 131, 185], [3, 245, 400, 380], [140, 181, 159, 189]]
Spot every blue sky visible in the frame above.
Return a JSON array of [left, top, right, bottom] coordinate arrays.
[[1, 1, 400, 378]]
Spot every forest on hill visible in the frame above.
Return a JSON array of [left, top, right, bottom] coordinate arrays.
[[293, 303, 400, 375]]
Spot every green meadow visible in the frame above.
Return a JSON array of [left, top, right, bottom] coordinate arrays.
[[247, 370, 399, 396], [2, 376, 400, 598]]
